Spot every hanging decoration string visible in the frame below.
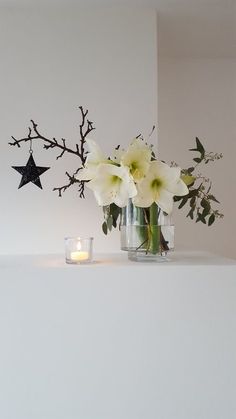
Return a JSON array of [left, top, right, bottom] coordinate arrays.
[[29, 139, 33, 154]]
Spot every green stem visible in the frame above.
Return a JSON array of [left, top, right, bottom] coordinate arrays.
[[149, 203, 160, 254], [137, 208, 149, 251], [134, 203, 161, 255]]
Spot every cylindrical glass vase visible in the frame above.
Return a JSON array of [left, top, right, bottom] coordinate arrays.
[[120, 200, 174, 262]]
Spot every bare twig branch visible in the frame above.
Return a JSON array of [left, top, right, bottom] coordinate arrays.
[[78, 106, 95, 164], [53, 172, 83, 197], [9, 120, 82, 160], [9, 106, 95, 197]]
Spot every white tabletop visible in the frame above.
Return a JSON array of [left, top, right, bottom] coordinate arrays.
[[0, 252, 235, 419], [0, 250, 235, 269]]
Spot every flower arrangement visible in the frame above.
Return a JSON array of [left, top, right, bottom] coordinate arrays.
[[77, 129, 223, 259], [77, 133, 223, 234], [9, 106, 223, 258]]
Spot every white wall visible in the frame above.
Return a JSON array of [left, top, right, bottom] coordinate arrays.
[[158, 57, 236, 259], [0, 5, 157, 255]]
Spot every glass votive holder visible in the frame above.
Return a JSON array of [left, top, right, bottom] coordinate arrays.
[[65, 237, 93, 264]]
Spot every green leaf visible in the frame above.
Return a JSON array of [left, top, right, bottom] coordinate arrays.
[[208, 194, 220, 204], [110, 203, 121, 221], [196, 212, 206, 224], [190, 138, 205, 161], [102, 222, 108, 235], [202, 207, 210, 217], [174, 195, 184, 202], [178, 196, 189, 209], [187, 208, 195, 220], [195, 137, 205, 154], [208, 213, 216, 226], [190, 137, 205, 153], [188, 189, 199, 198], [102, 205, 109, 216], [201, 198, 211, 212], [181, 174, 196, 186], [206, 183, 212, 194], [200, 198, 208, 208], [187, 167, 195, 173], [107, 216, 113, 231], [190, 196, 196, 208]]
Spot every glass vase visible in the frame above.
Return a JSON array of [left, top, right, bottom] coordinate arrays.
[[120, 200, 174, 262]]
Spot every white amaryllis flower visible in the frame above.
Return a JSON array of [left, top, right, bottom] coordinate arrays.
[[77, 139, 107, 181], [86, 163, 137, 207], [132, 160, 188, 213], [121, 138, 152, 182]]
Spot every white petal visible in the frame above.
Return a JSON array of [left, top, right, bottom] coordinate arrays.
[[168, 178, 189, 196], [150, 161, 188, 197], [150, 161, 180, 183], [132, 184, 154, 207], [76, 166, 97, 181], [156, 189, 174, 214], [85, 139, 106, 167], [114, 184, 131, 207], [121, 138, 152, 181], [132, 194, 154, 208], [86, 163, 137, 207], [86, 139, 104, 158], [93, 190, 111, 206]]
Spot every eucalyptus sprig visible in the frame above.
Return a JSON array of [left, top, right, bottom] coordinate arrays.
[[174, 137, 223, 226]]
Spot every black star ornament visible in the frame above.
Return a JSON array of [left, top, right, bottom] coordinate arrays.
[[12, 153, 50, 189]]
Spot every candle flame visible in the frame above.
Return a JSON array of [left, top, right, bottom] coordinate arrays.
[[76, 240, 82, 251]]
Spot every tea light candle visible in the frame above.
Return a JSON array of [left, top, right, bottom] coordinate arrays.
[[70, 250, 89, 262], [65, 236, 93, 264]]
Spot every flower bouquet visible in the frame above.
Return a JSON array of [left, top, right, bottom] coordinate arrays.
[[77, 135, 223, 261]]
